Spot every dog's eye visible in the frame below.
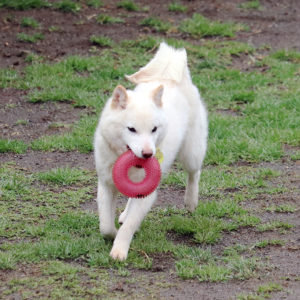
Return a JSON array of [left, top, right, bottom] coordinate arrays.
[[128, 127, 137, 133], [152, 126, 157, 133]]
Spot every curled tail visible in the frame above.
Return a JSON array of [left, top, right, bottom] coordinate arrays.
[[126, 42, 189, 84]]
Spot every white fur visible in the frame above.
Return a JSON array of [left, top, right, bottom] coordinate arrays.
[[94, 42, 208, 261]]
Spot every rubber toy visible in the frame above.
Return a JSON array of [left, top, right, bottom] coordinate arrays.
[[112, 150, 161, 198]]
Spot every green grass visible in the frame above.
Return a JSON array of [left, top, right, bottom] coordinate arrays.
[[0, 0, 50, 10], [164, 164, 281, 198], [0, 39, 298, 163], [31, 115, 97, 153], [0, 139, 28, 154], [0, 69, 19, 88], [266, 204, 297, 213], [240, 0, 261, 10], [17, 32, 44, 43], [272, 49, 300, 62], [168, 2, 187, 13], [176, 249, 258, 281], [1, 12, 299, 297], [256, 282, 283, 295], [97, 14, 124, 25], [254, 239, 285, 248], [238, 282, 283, 299], [0, 166, 94, 239], [290, 151, 300, 161], [90, 35, 113, 47], [167, 196, 261, 244], [0, 164, 267, 282], [0, 252, 16, 270], [257, 221, 293, 233], [24, 52, 43, 63], [36, 167, 92, 186], [21, 17, 40, 28], [85, 0, 103, 8], [15, 119, 29, 126], [117, 0, 139, 11], [54, 0, 81, 13], [180, 13, 246, 38], [1, 262, 111, 298], [140, 17, 171, 33]]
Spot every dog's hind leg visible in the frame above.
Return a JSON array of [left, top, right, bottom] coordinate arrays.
[[178, 122, 207, 212], [118, 198, 131, 224], [110, 191, 157, 261], [96, 180, 118, 239], [184, 170, 201, 212], [179, 142, 205, 212]]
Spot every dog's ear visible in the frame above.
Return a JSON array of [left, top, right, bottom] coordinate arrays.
[[111, 85, 128, 110], [152, 85, 164, 107]]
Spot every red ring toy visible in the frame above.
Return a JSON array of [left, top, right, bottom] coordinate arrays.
[[112, 150, 161, 198]]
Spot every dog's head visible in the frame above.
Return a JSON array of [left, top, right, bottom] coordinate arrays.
[[101, 84, 167, 159]]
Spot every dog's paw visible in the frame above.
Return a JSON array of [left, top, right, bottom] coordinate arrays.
[[185, 202, 197, 213], [100, 227, 117, 239], [110, 247, 128, 261]]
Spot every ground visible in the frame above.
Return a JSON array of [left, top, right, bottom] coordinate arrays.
[[0, 0, 299, 299]]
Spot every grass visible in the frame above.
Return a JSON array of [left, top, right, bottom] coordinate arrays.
[[168, 2, 187, 13], [257, 221, 293, 233], [36, 167, 92, 186], [272, 49, 300, 63], [117, 0, 139, 11], [254, 239, 285, 248], [266, 204, 297, 213], [54, 0, 81, 13], [96, 14, 124, 25], [25, 52, 43, 63], [180, 13, 246, 38], [176, 249, 258, 281], [0, 163, 272, 279], [140, 17, 171, 33], [21, 17, 40, 28], [31, 115, 97, 153], [164, 164, 281, 197], [15, 119, 29, 126], [240, 0, 261, 10], [17, 32, 44, 43], [0, 30, 299, 297], [90, 35, 114, 47], [238, 282, 283, 299], [0, 139, 28, 154], [0, 39, 298, 164], [167, 196, 261, 244], [85, 0, 103, 8], [0, 0, 50, 10]]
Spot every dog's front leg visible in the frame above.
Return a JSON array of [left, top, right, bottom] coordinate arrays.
[[96, 180, 118, 239], [110, 191, 157, 261]]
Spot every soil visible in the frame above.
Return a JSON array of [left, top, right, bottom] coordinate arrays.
[[0, 0, 300, 299], [0, 88, 87, 142]]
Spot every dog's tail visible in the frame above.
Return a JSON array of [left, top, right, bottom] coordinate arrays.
[[126, 42, 190, 84]]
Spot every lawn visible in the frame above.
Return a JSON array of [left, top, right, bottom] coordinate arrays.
[[0, 0, 299, 299]]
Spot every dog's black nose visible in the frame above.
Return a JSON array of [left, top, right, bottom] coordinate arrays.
[[142, 151, 153, 159]]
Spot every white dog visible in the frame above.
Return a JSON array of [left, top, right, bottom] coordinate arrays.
[[94, 42, 208, 261]]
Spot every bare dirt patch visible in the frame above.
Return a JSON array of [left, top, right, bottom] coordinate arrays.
[[0, 150, 94, 171], [0, 88, 85, 142]]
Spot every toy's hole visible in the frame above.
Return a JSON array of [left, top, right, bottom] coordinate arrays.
[[128, 166, 146, 183]]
